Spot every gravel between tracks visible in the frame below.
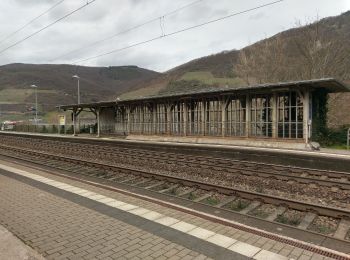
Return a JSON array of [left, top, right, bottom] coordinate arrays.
[[1, 136, 349, 211]]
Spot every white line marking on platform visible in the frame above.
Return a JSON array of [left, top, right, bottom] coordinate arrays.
[[254, 249, 287, 260], [142, 211, 163, 221], [171, 221, 196, 233], [128, 207, 151, 216], [229, 242, 260, 257], [154, 216, 180, 226], [188, 227, 215, 240], [118, 204, 139, 211], [206, 233, 237, 248]]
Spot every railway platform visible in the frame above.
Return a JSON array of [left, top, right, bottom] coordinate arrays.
[[3, 131, 350, 158], [0, 224, 44, 260], [0, 159, 347, 260], [2, 131, 350, 172]]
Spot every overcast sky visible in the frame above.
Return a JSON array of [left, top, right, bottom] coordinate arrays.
[[0, 0, 349, 72]]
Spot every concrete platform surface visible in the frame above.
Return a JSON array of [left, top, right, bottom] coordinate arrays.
[[0, 159, 344, 260], [0, 224, 45, 260]]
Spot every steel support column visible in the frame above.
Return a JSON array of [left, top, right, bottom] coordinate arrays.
[[245, 94, 251, 137], [183, 101, 188, 136], [72, 108, 83, 136], [201, 100, 206, 136], [96, 108, 101, 137], [166, 104, 172, 135], [126, 107, 131, 135], [272, 92, 278, 138], [303, 90, 310, 144], [152, 104, 157, 135], [221, 98, 230, 137], [72, 108, 77, 136]]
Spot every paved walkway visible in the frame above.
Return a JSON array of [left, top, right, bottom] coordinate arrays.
[[0, 160, 343, 260], [0, 224, 44, 260]]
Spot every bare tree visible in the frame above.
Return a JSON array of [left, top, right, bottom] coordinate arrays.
[[291, 18, 350, 128], [293, 19, 350, 80], [235, 17, 350, 84], [234, 16, 350, 127], [235, 34, 291, 84]]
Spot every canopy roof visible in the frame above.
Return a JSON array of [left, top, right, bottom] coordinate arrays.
[[58, 78, 349, 110]]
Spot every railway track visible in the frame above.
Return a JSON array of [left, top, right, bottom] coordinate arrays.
[[1, 134, 350, 191], [1, 143, 350, 247]]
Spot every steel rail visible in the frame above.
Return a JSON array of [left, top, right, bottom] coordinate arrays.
[[2, 135, 350, 190], [1, 144, 349, 219]]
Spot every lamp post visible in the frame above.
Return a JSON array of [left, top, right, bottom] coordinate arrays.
[[72, 75, 80, 104], [72, 75, 81, 133], [30, 84, 38, 124]]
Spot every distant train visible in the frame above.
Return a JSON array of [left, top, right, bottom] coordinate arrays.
[[0, 121, 16, 131]]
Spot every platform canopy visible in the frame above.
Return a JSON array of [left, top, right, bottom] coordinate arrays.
[[58, 78, 349, 111]]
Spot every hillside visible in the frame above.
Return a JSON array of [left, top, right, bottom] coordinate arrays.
[[120, 11, 350, 127], [0, 63, 159, 120], [1, 11, 349, 126]]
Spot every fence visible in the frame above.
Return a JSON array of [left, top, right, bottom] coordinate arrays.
[[7, 124, 95, 135]]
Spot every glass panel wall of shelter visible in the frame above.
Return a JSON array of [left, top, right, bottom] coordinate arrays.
[[129, 105, 143, 134], [115, 107, 127, 134], [250, 94, 273, 137], [142, 104, 153, 134], [154, 103, 167, 135], [187, 99, 203, 136], [205, 98, 222, 136], [226, 96, 246, 136], [277, 91, 303, 138], [170, 101, 185, 135]]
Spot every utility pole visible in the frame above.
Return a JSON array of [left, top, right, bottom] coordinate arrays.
[[30, 84, 38, 124], [72, 75, 81, 133]]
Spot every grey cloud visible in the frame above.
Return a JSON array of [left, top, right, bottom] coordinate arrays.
[[249, 12, 265, 20], [0, 0, 349, 72]]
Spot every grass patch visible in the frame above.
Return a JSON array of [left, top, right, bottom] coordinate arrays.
[[255, 186, 264, 193], [225, 199, 249, 211], [165, 187, 177, 195], [0, 88, 57, 103], [151, 183, 171, 191], [203, 196, 220, 206], [187, 192, 197, 200], [312, 225, 333, 234], [323, 144, 349, 150], [275, 214, 301, 226], [180, 71, 244, 86]]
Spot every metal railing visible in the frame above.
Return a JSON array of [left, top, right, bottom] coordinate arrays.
[[347, 128, 350, 150]]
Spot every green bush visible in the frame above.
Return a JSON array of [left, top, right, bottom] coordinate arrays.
[[52, 125, 58, 133], [65, 125, 74, 134], [40, 125, 48, 133], [313, 126, 350, 147]]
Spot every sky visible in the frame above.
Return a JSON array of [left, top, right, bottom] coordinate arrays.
[[0, 0, 349, 72]]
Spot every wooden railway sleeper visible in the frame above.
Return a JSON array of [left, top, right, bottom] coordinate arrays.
[[1, 144, 350, 220]]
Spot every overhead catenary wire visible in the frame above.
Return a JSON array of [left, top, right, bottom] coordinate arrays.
[[73, 0, 284, 65], [50, 0, 204, 62], [0, 0, 65, 46], [0, 0, 97, 56]]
